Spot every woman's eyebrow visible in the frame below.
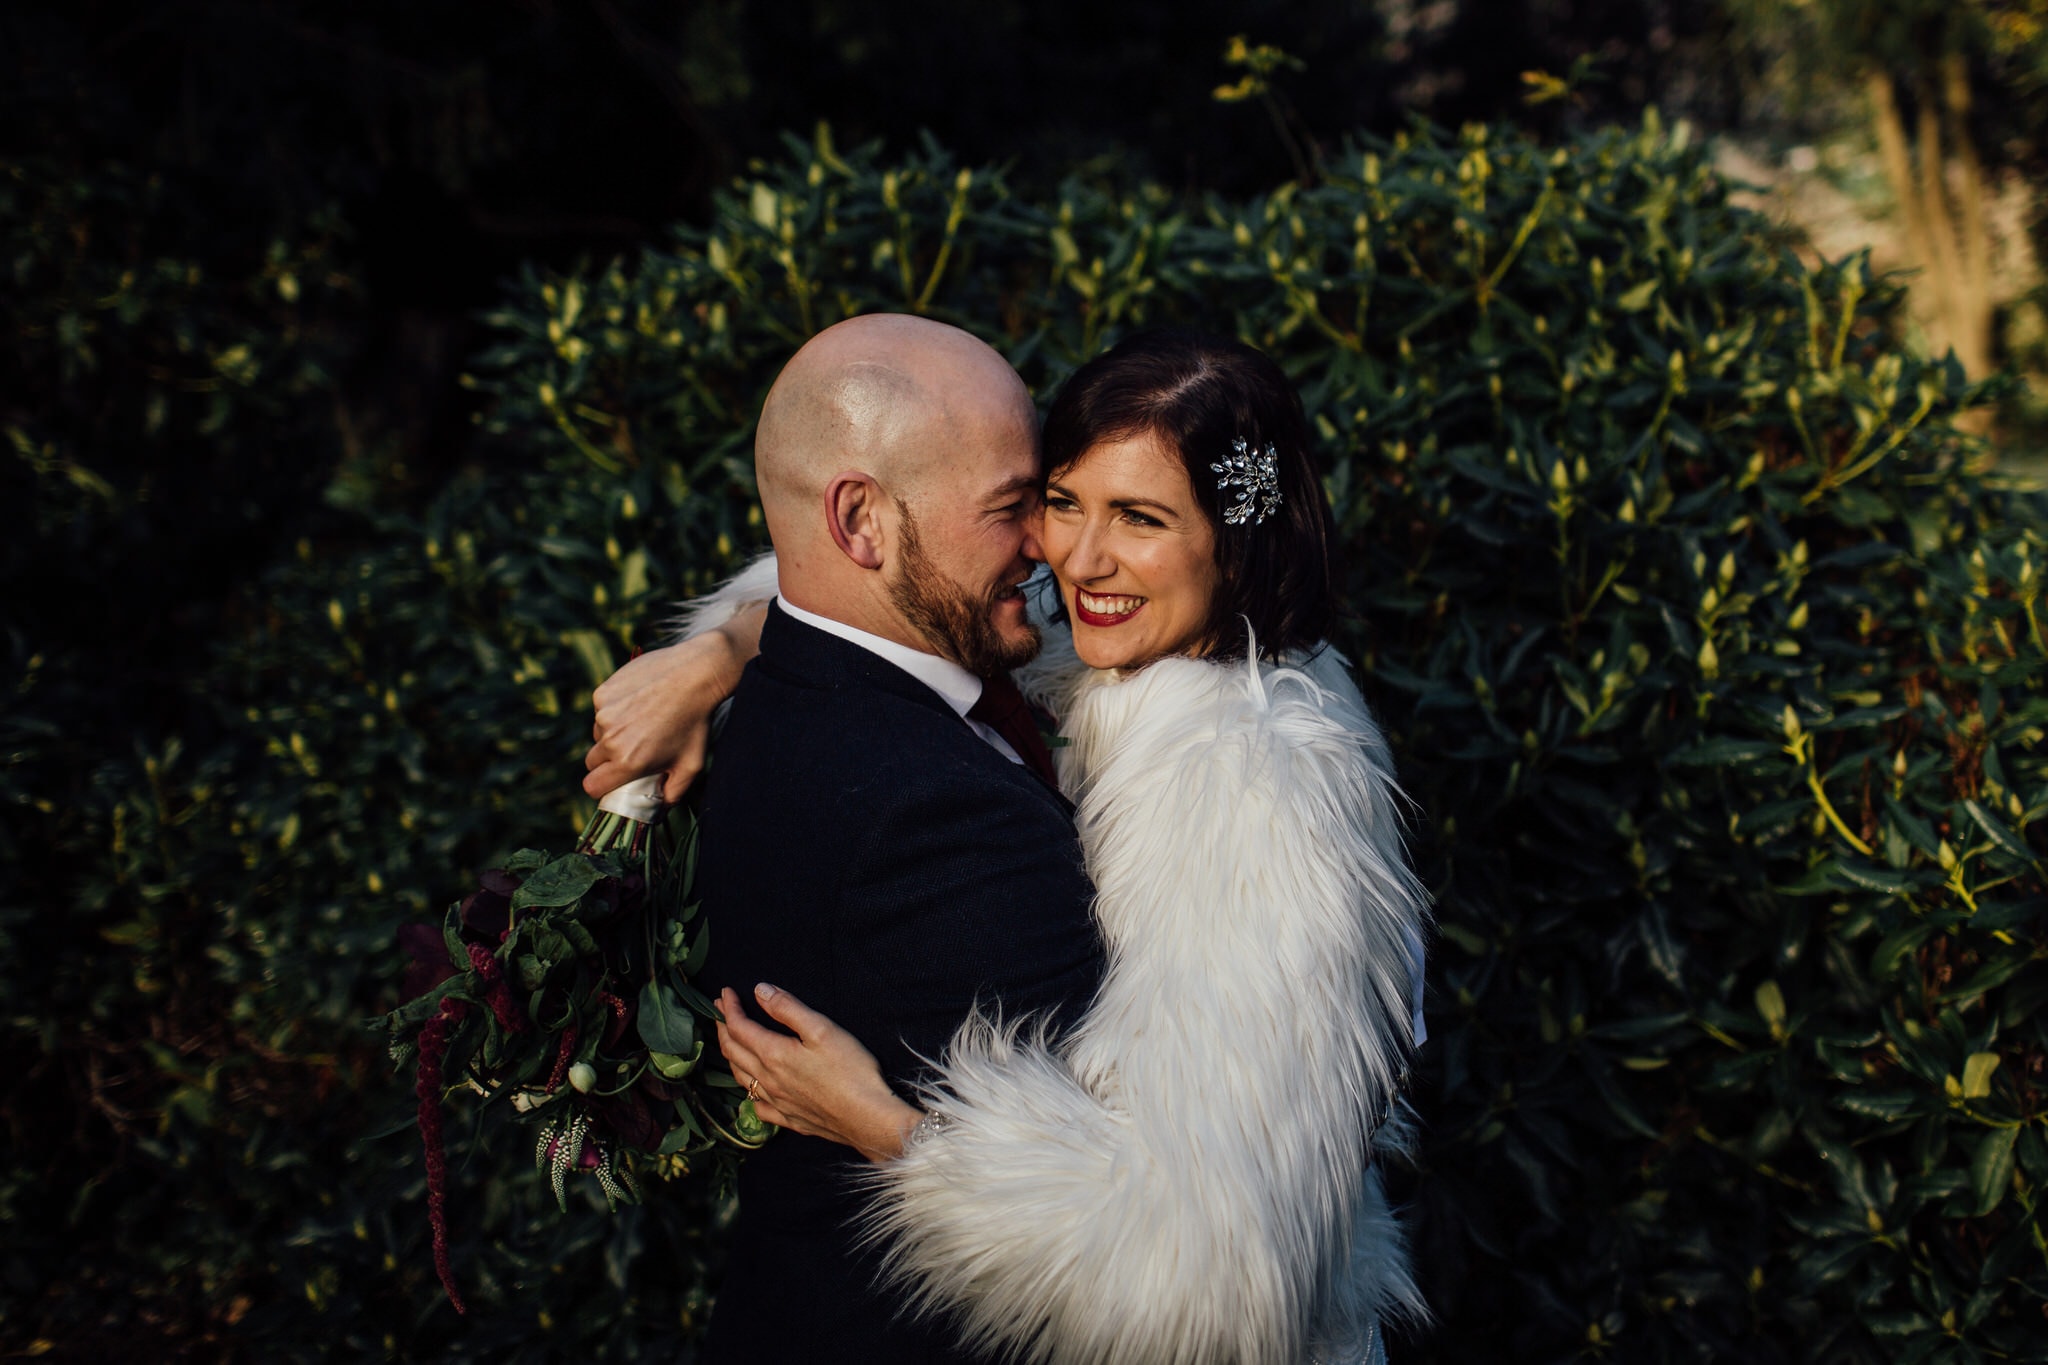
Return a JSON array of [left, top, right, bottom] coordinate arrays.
[[1046, 481, 1181, 519]]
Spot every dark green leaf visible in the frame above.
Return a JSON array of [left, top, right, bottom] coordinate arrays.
[[1964, 800, 2038, 868], [511, 854, 605, 911], [1832, 859, 1922, 895], [637, 980, 696, 1056], [1669, 738, 1777, 768], [1970, 1128, 2018, 1217], [1870, 921, 1937, 980], [1834, 1089, 1918, 1120]]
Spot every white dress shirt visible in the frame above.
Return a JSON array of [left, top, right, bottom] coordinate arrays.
[[775, 596, 1025, 767]]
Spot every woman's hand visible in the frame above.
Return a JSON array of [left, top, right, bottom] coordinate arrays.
[[717, 983, 924, 1164], [582, 604, 766, 802]]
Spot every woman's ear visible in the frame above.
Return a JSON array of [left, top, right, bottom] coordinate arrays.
[[823, 471, 889, 569]]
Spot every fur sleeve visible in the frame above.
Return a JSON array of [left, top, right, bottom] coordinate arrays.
[[663, 549, 780, 642], [861, 652, 1430, 1365]]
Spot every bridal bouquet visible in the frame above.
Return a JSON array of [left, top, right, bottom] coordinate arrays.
[[385, 776, 771, 1313]]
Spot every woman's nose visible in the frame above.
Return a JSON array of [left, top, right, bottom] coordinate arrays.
[[1066, 521, 1116, 581]]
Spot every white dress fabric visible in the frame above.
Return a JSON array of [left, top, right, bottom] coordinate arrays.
[[682, 558, 1431, 1364]]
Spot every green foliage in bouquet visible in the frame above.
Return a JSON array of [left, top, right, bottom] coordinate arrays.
[[387, 797, 770, 1314], [6, 119, 2044, 1362]]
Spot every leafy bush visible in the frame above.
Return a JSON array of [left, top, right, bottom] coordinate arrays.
[[5, 120, 2043, 1362], [0, 155, 370, 1356]]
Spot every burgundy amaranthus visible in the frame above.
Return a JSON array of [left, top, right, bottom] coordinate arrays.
[[465, 942, 528, 1035], [597, 989, 629, 1046], [546, 1023, 579, 1095], [417, 996, 472, 1315]]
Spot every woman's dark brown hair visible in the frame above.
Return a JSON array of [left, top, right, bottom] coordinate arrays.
[[1040, 327, 1339, 661]]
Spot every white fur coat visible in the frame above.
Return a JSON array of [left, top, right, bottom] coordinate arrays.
[[681, 557, 1430, 1364]]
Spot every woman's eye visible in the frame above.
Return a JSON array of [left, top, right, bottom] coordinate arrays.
[[1122, 509, 1161, 528], [1045, 496, 1078, 513]]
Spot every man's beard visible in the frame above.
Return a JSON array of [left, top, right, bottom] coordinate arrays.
[[890, 506, 1041, 677]]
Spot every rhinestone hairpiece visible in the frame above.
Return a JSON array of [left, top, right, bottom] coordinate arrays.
[[1210, 437, 1283, 527]]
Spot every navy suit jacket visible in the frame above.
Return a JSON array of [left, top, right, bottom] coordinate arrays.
[[695, 604, 1104, 1363]]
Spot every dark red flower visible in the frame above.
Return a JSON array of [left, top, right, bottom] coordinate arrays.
[[595, 1091, 664, 1153], [398, 922, 457, 1000], [459, 868, 520, 941]]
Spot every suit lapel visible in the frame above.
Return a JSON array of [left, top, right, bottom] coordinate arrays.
[[758, 604, 1074, 817]]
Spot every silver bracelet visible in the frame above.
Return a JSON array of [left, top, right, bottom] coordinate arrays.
[[903, 1111, 951, 1151]]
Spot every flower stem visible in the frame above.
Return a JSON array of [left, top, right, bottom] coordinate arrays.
[[417, 997, 472, 1315], [576, 808, 649, 860]]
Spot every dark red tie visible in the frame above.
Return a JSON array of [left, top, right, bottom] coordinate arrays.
[[968, 672, 1061, 790]]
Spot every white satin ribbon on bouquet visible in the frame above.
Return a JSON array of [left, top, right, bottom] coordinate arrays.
[[596, 774, 666, 823]]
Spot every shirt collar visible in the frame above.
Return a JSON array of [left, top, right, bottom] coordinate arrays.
[[775, 595, 983, 718]]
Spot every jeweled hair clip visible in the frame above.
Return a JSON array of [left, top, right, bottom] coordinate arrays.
[[1211, 437, 1283, 527]]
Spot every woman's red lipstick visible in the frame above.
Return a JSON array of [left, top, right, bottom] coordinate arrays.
[[1073, 592, 1144, 628]]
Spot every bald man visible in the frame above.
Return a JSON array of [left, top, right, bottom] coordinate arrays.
[[626, 316, 1104, 1361]]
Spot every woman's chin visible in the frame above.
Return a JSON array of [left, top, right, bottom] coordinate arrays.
[[1073, 630, 1156, 672], [1071, 629, 1120, 670]]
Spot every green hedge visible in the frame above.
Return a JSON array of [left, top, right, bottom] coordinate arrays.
[[5, 119, 2044, 1362]]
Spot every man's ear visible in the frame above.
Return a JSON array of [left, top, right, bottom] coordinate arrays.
[[823, 471, 889, 570]]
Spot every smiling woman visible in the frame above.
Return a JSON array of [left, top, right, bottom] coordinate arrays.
[[1039, 328, 1340, 665], [1043, 429, 1221, 670]]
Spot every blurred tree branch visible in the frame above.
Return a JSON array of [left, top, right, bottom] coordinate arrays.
[[1213, 34, 1316, 183], [1726, 0, 2048, 389]]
